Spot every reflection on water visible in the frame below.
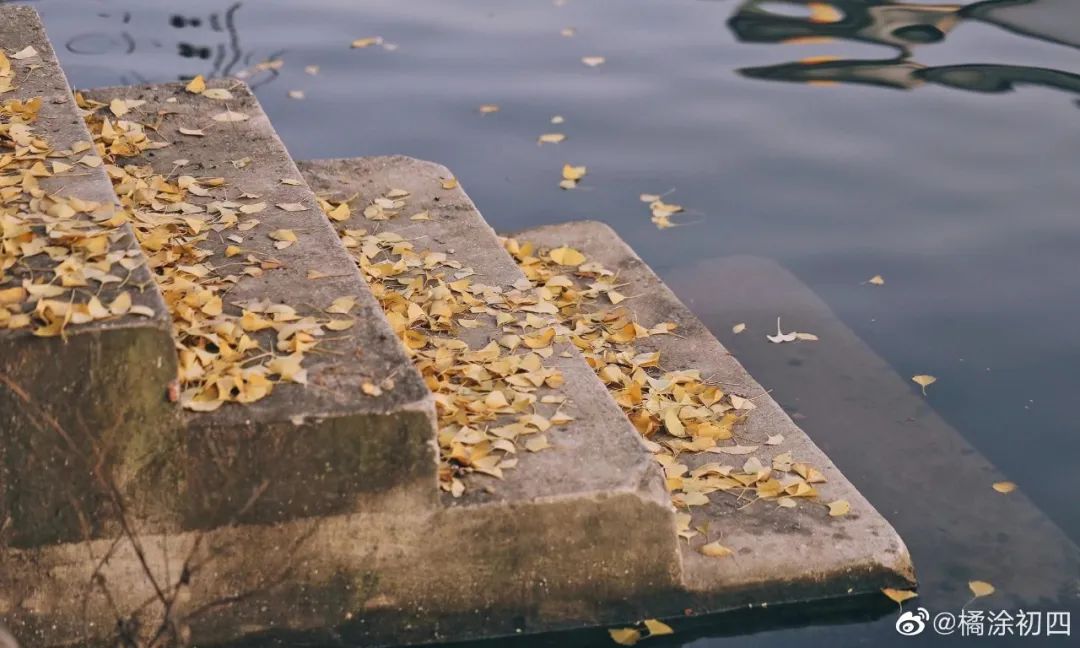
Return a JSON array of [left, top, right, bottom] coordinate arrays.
[[730, 0, 1080, 103]]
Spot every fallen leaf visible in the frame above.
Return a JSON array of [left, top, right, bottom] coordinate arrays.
[[643, 619, 673, 637], [968, 580, 995, 598], [766, 317, 797, 343], [582, 56, 606, 67], [441, 177, 458, 190], [178, 127, 205, 137], [538, 133, 566, 144], [551, 115, 565, 124], [478, 104, 500, 114], [561, 27, 576, 37], [912, 374, 936, 395], [288, 90, 305, 100], [351, 37, 383, 48], [305, 65, 320, 75], [327, 296, 356, 314], [869, 275, 885, 285], [992, 481, 1017, 494], [827, 499, 850, 517], [213, 110, 250, 123], [277, 203, 309, 212], [185, 75, 206, 94], [732, 323, 746, 334], [12, 46, 39, 60], [608, 628, 641, 646], [549, 246, 586, 267], [882, 588, 918, 604], [699, 541, 733, 558], [202, 88, 233, 100]]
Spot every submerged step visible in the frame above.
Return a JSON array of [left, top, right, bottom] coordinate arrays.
[[76, 82, 436, 530], [0, 7, 176, 547], [665, 254, 1080, 610], [509, 221, 915, 611]]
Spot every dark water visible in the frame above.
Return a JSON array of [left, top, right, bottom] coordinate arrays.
[[12, 0, 1080, 644]]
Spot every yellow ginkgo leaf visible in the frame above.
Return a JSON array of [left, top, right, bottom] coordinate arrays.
[[912, 374, 937, 395], [185, 75, 206, 94], [608, 628, 641, 646], [882, 588, 918, 604], [869, 275, 885, 285], [992, 481, 1017, 494], [969, 580, 995, 598], [827, 499, 850, 517], [549, 246, 586, 267], [643, 619, 674, 636], [562, 164, 587, 181], [699, 541, 733, 558]]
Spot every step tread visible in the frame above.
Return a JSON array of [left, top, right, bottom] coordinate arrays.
[[298, 156, 670, 507], [78, 81, 431, 423], [0, 7, 172, 340], [512, 221, 913, 600]]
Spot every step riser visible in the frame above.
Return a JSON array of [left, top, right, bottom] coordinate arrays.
[[2, 494, 679, 647], [0, 7, 178, 548]]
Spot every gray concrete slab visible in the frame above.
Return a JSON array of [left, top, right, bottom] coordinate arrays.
[[513, 221, 915, 610], [77, 83, 437, 530], [664, 254, 1080, 611], [0, 6, 177, 547]]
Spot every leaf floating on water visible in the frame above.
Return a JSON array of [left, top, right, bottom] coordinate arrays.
[[185, 75, 206, 94], [766, 317, 797, 344], [992, 481, 1017, 494], [827, 499, 850, 517], [869, 275, 885, 285], [478, 104, 500, 114], [912, 374, 936, 395], [699, 541, 733, 558], [351, 36, 383, 48], [643, 619, 673, 637], [538, 133, 566, 145], [305, 65, 320, 75], [968, 580, 995, 598], [732, 323, 746, 334], [560, 164, 587, 189], [882, 588, 918, 604], [582, 56, 606, 67], [794, 332, 819, 341], [213, 110, 249, 123], [561, 27, 577, 37], [608, 628, 641, 646], [551, 115, 565, 124], [288, 90, 305, 100]]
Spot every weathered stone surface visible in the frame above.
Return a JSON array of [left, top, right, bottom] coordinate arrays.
[[0, 7, 177, 548], [513, 221, 915, 609], [665, 254, 1080, 610], [299, 157, 676, 513], [77, 84, 437, 529]]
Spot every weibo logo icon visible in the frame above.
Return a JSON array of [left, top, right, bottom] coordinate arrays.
[[895, 607, 930, 636]]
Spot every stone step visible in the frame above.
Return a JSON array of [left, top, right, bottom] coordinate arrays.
[[297, 156, 682, 632], [509, 221, 915, 611], [76, 83, 437, 531], [0, 6, 177, 547]]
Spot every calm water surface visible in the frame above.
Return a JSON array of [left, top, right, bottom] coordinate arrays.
[[13, 0, 1080, 645]]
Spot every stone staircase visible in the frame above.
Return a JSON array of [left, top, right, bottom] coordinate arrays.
[[0, 6, 914, 647]]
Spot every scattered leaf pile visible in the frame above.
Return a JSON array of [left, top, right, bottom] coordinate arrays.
[[503, 238, 848, 546], [319, 185, 577, 497], [1, 47, 146, 337], [76, 88, 337, 411]]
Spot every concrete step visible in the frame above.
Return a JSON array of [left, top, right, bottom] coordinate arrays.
[[0, 6, 177, 547], [76, 82, 437, 531], [665, 254, 1080, 610], [509, 221, 915, 610]]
